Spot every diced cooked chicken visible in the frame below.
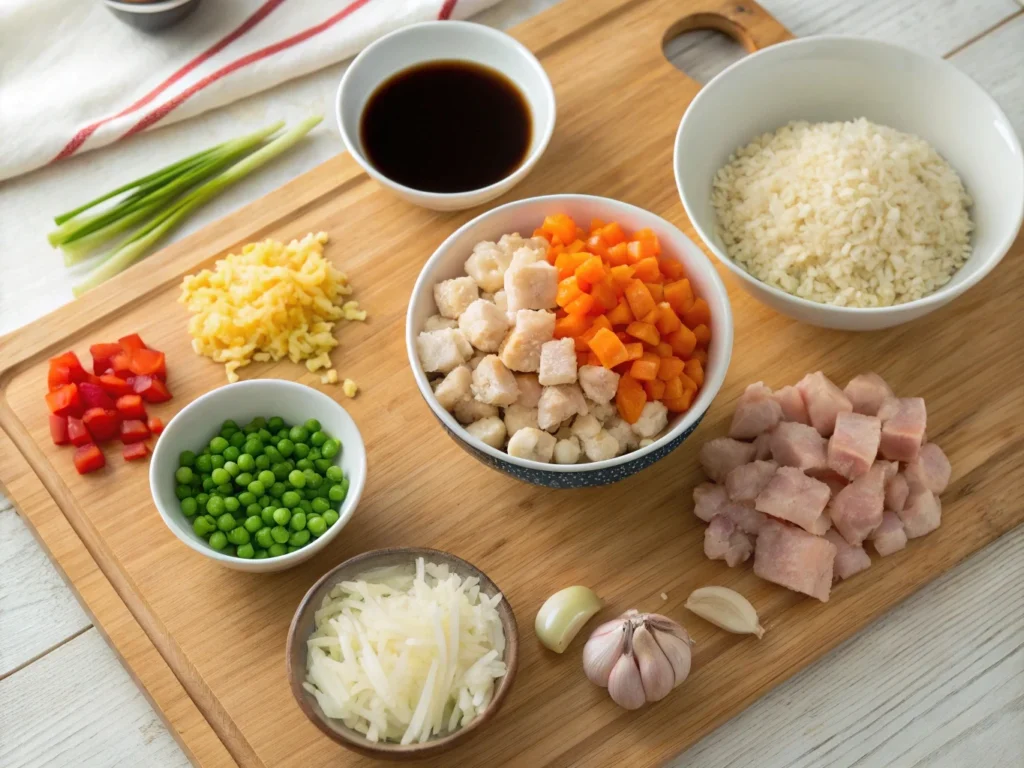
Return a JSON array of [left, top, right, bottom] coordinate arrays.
[[870, 510, 908, 556], [468, 352, 486, 370], [586, 399, 616, 424], [433, 276, 479, 319], [577, 365, 620, 405], [773, 385, 810, 424], [538, 338, 578, 386], [704, 515, 755, 567], [898, 489, 941, 538], [824, 529, 871, 581], [570, 413, 602, 439], [699, 437, 758, 483], [770, 421, 828, 472], [432, 365, 472, 411], [884, 472, 910, 512], [631, 401, 669, 439], [606, 417, 640, 455], [754, 466, 831, 533], [471, 355, 519, 406], [725, 460, 778, 503], [504, 259, 558, 313], [729, 382, 783, 439], [513, 373, 543, 408], [878, 397, 927, 463], [904, 443, 951, 494], [453, 397, 498, 425], [416, 328, 473, 373], [827, 411, 881, 480], [503, 403, 539, 437], [464, 240, 513, 293], [581, 430, 619, 461], [458, 299, 510, 352], [843, 372, 894, 416], [493, 290, 508, 313], [465, 416, 507, 449], [499, 309, 555, 372], [753, 432, 772, 460], [754, 520, 837, 602], [693, 482, 728, 523], [537, 384, 587, 431], [424, 314, 458, 331], [795, 371, 853, 437], [510, 244, 545, 268], [506, 427, 557, 462], [553, 436, 581, 464], [829, 463, 886, 546]]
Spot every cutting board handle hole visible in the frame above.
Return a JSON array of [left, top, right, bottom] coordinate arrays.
[[662, 25, 746, 85]]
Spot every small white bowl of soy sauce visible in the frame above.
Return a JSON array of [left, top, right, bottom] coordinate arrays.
[[336, 21, 556, 211]]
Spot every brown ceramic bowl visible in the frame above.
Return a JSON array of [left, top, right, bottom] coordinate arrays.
[[286, 547, 519, 760]]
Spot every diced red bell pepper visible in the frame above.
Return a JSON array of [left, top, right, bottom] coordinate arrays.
[[120, 419, 150, 444], [45, 384, 83, 417], [118, 333, 147, 354], [98, 374, 134, 397], [147, 416, 164, 435], [47, 364, 72, 392], [48, 351, 88, 384], [82, 407, 120, 442], [122, 442, 150, 461], [73, 443, 105, 474], [110, 353, 133, 378], [128, 348, 166, 380], [67, 416, 91, 446], [89, 343, 123, 376], [49, 414, 69, 445], [115, 394, 146, 420], [78, 381, 116, 410], [132, 375, 172, 403]]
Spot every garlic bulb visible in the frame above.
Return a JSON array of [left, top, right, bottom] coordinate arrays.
[[582, 610, 693, 709]]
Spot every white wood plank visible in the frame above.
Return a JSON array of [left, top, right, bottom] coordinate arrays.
[[0, 628, 191, 768], [950, 14, 1024, 135], [0, 507, 91, 678]]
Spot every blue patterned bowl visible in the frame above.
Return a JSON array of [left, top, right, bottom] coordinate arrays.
[[406, 195, 733, 488]]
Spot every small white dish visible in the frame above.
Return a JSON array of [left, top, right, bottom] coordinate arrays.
[[149, 380, 366, 573], [674, 35, 1024, 331], [336, 21, 556, 211]]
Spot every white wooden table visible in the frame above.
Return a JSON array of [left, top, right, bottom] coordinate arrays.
[[1, 1, 1022, 766]]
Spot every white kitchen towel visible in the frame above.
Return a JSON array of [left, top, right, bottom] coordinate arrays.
[[0, 0, 502, 182]]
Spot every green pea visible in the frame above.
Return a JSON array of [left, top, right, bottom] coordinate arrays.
[[293, 442, 310, 460], [209, 436, 228, 454], [245, 503, 262, 518], [235, 472, 253, 488], [276, 429, 290, 440], [287, 469, 306, 488], [174, 466, 193, 484], [303, 490, 318, 503], [323, 509, 339, 527], [272, 507, 291, 526], [289, 530, 310, 547], [243, 424, 258, 435], [253, 550, 269, 560], [237, 491, 257, 507], [195, 492, 210, 508], [237, 454, 255, 472], [249, 417, 267, 430], [283, 459, 295, 471], [227, 527, 250, 546], [211, 468, 230, 485], [223, 461, 240, 478], [259, 495, 272, 508], [263, 445, 282, 463], [290, 511, 307, 531], [209, 531, 228, 550], [316, 484, 331, 500], [285, 545, 298, 553], [281, 490, 301, 509], [229, 431, 246, 448], [311, 498, 330, 515], [237, 543, 255, 559], [287, 425, 307, 443], [222, 419, 239, 430], [181, 497, 199, 517], [272, 463, 290, 481], [315, 459, 333, 474], [295, 459, 313, 472], [270, 526, 290, 544], [307, 515, 327, 537], [257, 470, 275, 487], [269, 481, 286, 499], [255, 527, 274, 548], [257, 428, 273, 443], [222, 546, 237, 557], [179, 450, 196, 467], [200, 477, 214, 492], [192, 516, 213, 536], [254, 454, 271, 471], [268, 543, 287, 557], [247, 480, 265, 496], [225, 497, 242, 515], [298, 499, 313, 514], [321, 440, 340, 459], [310, 430, 327, 448], [243, 440, 263, 457], [307, 448, 322, 462], [217, 513, 236, 531], [304, 419, 321, 433], [223, 446, 241, 462], [175, 485, 192, 500], [328, 484, 346, 503], [217, 483, 233, 495], [304, 471, 322, 489], [326, 465, 344, 483], [261, 507, 276, 526], [190, 474, 203, 488], [210, 454, 226, 469], [277, 439, 295, 458], [195, 454, 213, 473], [268, 416, 285, 431]]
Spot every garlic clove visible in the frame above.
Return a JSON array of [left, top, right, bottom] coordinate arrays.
[[534, 586, 603, 653], [631, 625, 674, 702], [685, 586, 764, 638], [582, 620, 627, 687], [644, 613, 690, 640], [607, 652, 646, 710], [652, 627, 692, 688]]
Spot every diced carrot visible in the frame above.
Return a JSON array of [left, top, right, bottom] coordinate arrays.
[[640, 308, 660, 325], [644, 282, 664, 302], [693, 323, 711, 346], [533, 227, 546, 238], [555, 251, 590, 281], [624, 342, 644, 361], [657, 356, 685, 381], [663, 390, 695, 412], [683, 358, 704, 387], [565, 293, 597, 316], [566, 239, 586, 254], [693, 348, 708, 365], [658, 258, 685, 281], [605, 242, 629, 266], [575, 256, 607, 288], [634, 228, 661, 254], [682, 297, 711, 328], [624, 280, 655, 320], [542, 213, 577, 244], [616, 375, 647, 424], [585, 352, 602, 367], [667, 325, 697, 358], [586, 234, 609, 258], [630, 358, 660, 381], [633, 257, 661, 282], [556, 276, 584, 308], [576, 350, 590, 367], [679, 372, 698, 392], [606, 298, 634, 326], [655, 303, 683, 335], [590, 277, 619, 310], [576, 227, 587, 240], [590, 218, 606, 233], [655, 342, 673, 358], [599, 222, 626, 246], [644, 378, 666, 401], [575, 336, 592, 352], [664, 279, 695, 316], [555, 313, 591, 339], [546, 248, 558, 265], [616, 331, 631, 343], [664, 377, 684, 400], [626, 321, 660, 346], [609, 264, 635, 288], [588, 327, 630, 369]]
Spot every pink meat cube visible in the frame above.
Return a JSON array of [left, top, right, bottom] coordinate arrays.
[[754, 520, 837, 602], [875, 460, 899, 481], [754, 466, 831, 533], [827, 411, 881, 480], [878, 397, 927, 463], [725, 460, 779, 502], [718, 500, 768, 535], [770, 421, 828, 472], [806, 509, 833, 536], [843, 372, 894, 416], [829, 463, 886, 546], [774, 385, 810, 424], [699, 437, 757, 483], [753, 432, 772, 460], [884, 473, 910, 512], [808, 468, 848, 496], [693, 482, 727, 523], [824, 529, 871, 581], [904, 443, 951, 494], [870, 510, 908, 556], [898, 489, 942, 538], [796, 371, 853, 437], [704, 515, 755, 567], [728, 382, 783, 439]]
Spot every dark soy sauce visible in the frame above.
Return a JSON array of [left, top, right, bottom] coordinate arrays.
[[360, 60, 532, 193]]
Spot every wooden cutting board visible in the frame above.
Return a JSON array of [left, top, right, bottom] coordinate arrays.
[[1, 0, 1021, 766]]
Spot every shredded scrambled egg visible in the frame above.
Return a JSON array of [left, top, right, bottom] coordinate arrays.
[[179, 232, 365, 388]]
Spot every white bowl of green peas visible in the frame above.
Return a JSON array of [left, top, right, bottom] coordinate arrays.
[[149, 380, 366, 572]]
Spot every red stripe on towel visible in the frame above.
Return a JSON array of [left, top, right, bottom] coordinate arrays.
[[438, 0, 459, 19]]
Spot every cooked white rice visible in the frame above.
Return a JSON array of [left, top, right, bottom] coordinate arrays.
[[711, 118, 973, 307]]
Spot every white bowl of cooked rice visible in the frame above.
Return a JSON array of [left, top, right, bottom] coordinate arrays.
[[674, 35, 1023, 331]]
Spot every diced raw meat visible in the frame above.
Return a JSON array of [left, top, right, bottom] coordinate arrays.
[[843, 372, 894, 416], [904, 443, 951, 494], [753, 432, 772, 460], [898, 489, 942, 538], [795, 371, 853, 437], [754, 520, 837, 602], [719, 500, 767, 535], [808, 468, 848, 497], [725, 460, 778, 502], [878, 397, 926, 463], [471, 356, 519, 406], [870, 510, 908, 556], [827, 411, 881, 480], [499, 310, 555, 372], [829, 463, 886, 546], [754, 466, 831, 533], [577, 365, 620, 405], [699, 437, 757, 483], [537, 384, 587, 431], [884, 473, 910, 512], [824, 529, 871, 581], [875, 460, 899, 481], [458, 299, 510, 352], [806, 509, 833, 536], [693, 482, 727, 523], [705, 515, 755, 567], [774, 385, 810, 424], [538, 338, 578, 386], [729, 382, 783, 439], [433, 276, 479, 319], [770, 421, 828, 472]]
